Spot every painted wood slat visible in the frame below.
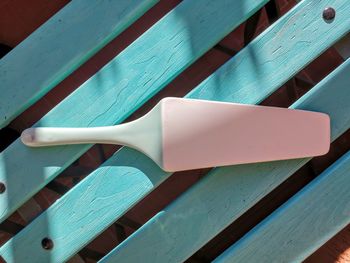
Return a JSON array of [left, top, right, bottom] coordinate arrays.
[[215, 149, 350, 263], [295, 0, 350, 60], [0, 149, 167, 262], [0, 0, 158, 128], [2, 0, 349, 261], [0, 0, 268, 232], [100, 63, 350, 261]]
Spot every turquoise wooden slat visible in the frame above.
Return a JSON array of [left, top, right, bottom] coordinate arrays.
[[100, 60, 350, 263], [0, 149, 167, 262], [0, 0, 267, 230], [0, 0, 158, 129], [215, 150, 350, 263], [2, 0, 349, 261]]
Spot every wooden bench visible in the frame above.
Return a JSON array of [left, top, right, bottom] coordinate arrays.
[[0, 0, 349, 262]]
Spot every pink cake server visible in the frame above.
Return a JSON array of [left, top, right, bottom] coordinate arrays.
[[21, 97, 330, 172]]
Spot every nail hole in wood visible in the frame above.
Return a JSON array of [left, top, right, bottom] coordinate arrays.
[[41, 237, 54, 250], [323, 7, 336, 22], [0, 183, 6, 194]]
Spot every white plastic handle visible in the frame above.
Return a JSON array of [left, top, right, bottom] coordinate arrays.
[[21, 126, 126, 147]]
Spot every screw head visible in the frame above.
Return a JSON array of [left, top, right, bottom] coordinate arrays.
[[0, 183, 6, 194], [41, 238, 54, 250], [323, 7, 336, 21]]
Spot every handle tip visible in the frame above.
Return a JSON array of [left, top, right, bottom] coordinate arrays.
[[21, 128, 35, 146]]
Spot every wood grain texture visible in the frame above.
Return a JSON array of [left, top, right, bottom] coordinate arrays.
[[0, 148, 167, 262], [100, 47, 350, 263], [2, 0, 349, 261], [0, 0, 158, 128], [215, 149, 350, 263], [0, 0, 267, 259]]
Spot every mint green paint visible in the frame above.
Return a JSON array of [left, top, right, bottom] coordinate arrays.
[[2, 0, 349, 261], [0, 0, 158, 128], [216, 149, 350, 263]]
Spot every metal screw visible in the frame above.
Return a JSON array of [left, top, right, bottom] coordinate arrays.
[[0, 183, 5, 194], [323, 7, 336, 21], [41, 238, 54, 250]]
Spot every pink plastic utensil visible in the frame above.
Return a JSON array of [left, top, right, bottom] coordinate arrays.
[[21, 97, 330, 172]]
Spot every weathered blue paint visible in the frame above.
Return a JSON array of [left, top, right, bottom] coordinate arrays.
[[0, 0, 267, 225], [215, 149, 350, 263], [0, 0, 158, 128], [100, 62, 350, 262], [2, 0, 349, 261], [0, 0, 268, 261]]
